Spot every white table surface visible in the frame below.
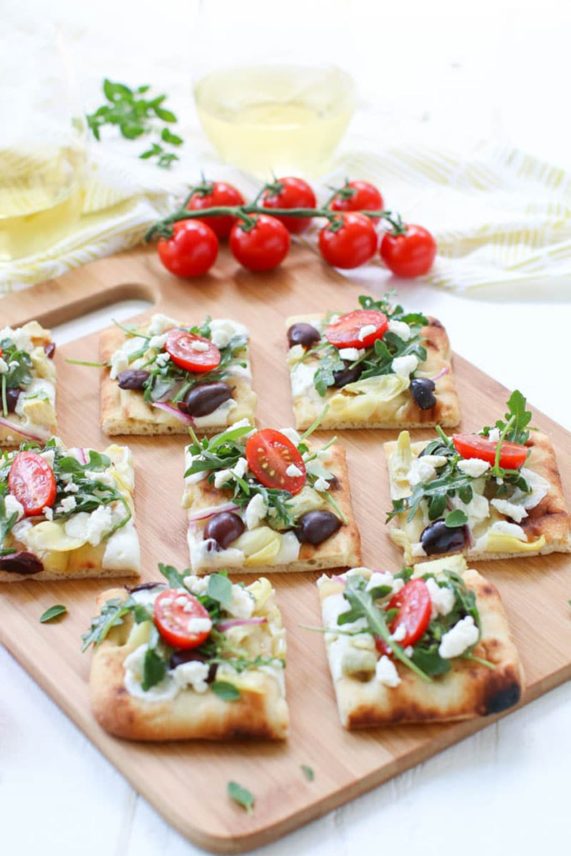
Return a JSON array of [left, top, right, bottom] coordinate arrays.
[[2, 1, 571, 853]]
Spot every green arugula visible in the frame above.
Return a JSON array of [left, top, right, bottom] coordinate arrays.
[[301, 764, 315, 782], [39, 604, 68, 624], [482, 389, 532, 446], [0, 336, 34, 417], [0, 494, 19, 552], [81, 597, 132, 651], [227, 781, 255, 814], [86, 79, 182, 169]]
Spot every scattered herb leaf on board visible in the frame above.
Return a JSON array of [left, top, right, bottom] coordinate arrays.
[[39, 604, 68, 624], [227, 781, 255, 814]]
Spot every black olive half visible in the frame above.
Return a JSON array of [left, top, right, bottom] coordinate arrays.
[[411, 377, 437, 410], [287, 323, 321, 349], [117, 369, 150, 390], [204, 511, 245, 549], [332, 362, 363, 389], [0, 552, 44, 575], [179, 382, 232, 417], [295, 511, 341, 546], [420, 519, 467, 555]]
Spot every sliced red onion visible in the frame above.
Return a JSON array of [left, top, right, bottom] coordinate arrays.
[[188, 501, 240, 522], [216, 617, 267, 632], [152, 401, 195, 426], [0, 416, 49, 442], [431, 366, 450, 383], [69, 447, 88, 464]]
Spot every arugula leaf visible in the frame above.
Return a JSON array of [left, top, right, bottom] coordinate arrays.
[[39, 604, 67, 624], [158, 563, 186, 588], [211, 680, 240, 701], [207, 573, 233, 608], [0, 496, 18, 548], [227, 781, 255, 814], [301, 764, 315, 782], [141, 647, 167, 691], [81, 598, 131, 651]]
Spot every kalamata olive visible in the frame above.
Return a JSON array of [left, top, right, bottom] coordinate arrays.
[[295, 510, 341, 545], [411, 377, 437, 410], [204, 511, 245, 549], [179, 382, 232, 417], [127, 581, 163, 594], [5, 388, 21, 413], [169, 649, 218, 682], [420, 519, 467, 555], [287, 322, 321, 349], [0, 552, 43, 575], [44, 342, 56, 359], [333, 362, 363, 388], [117, 369, 150, 390]]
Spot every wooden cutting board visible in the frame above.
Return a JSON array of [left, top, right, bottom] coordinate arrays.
[[1, 245, 570, 854]]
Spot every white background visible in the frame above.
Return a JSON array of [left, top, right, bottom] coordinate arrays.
[[2, 1, 571, 854]]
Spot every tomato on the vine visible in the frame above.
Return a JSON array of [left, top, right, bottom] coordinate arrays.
[[166, 329, 221, 373], [153, 589, 212, 649], [325, 309, 388, 349], [245, 428, 306, 494], [318, 213, 378, 269], [229, 214, 290, 272], [186, 181, 245, 238], [261, 176, 316, 234], [452, 434, 528, 469], [157, 220, 218, 278], [8, 451, 56, 517], [330, 180, 384, 214], [380, 224, 436, 278]]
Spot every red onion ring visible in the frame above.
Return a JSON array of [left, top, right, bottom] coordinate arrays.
[[0, 416, 49, 442], [431, 366, 450, 383], [152, 401, 195, 426], [188, 502, 240, 522]]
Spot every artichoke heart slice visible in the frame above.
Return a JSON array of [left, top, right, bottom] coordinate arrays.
[[233, 526, 282, 566], [25, 521, 86, 552], [485, 533, 546, 553], [328, 374, 410, 420]]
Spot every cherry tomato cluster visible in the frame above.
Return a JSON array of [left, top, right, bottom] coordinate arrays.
[[150, 177, 437, 280]]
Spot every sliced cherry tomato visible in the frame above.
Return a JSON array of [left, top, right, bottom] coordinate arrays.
[[230, 214, 291, 272], [380, 224, 436, 278], [186, 181, 245, 238], [318, 213, 378, 269], [452, 434, 528, 469], [245, 428, 306, 495], [8, 451, 56, 517], [261, 176, 316, 234], [153, 588, 212, 650], [157, 220, 218, 278], [376, 578, 432, 654], [325, 309, 388, 349], [330, 180, 384, 213], [166, 329, 221, 373]]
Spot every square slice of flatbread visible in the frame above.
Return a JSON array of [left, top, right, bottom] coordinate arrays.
[[88, 578, 289, 741], [318, 559, 524, 728], [285, 313, 460, 431], [100, 317, 257, 436], [384, 429, 571, 563], [184, 442, 361, 574]]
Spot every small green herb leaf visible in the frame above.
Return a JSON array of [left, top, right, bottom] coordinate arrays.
[[211, 680, 241, 702], [141, 647, 167, 691], [158, 563, 186, 588], [444, 509, 468, 528], [207, 573, 233, 608], [40, 604, 67, 624], [301, 764, 315, 782], [227, 781, 255, 814]]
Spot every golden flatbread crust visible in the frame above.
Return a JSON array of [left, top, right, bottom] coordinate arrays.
[[184, 445, 361, 574], [385, 429, 571, 563], [100, 328, 257, 436], [319, 568, 524, 728], [286, 314, 460, 431], [89, 588, 289, 741]]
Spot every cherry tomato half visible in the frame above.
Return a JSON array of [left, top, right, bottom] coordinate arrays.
[[325, 309, 388, 350], [318, 213, 378, 269], [261, 176, 317, 234], [376, 578, 432, 654], [452, 434, 528, 470], [8, 451, 56, 517], [166, 329, 221, 374], [157, 220, 218, 278], [186, 181, 245, 239], [230, 214, 291, 272], [245, 428, 306, 495], [330, 180, 384, 214], [153, 589, 212, 650], [380, 224, 436, 278]]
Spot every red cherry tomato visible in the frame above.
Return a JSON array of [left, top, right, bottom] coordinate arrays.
[[8, 451, 56, 517], [330, 180, 384, 213], [230, 214, 291, 272], [157, 220, 218, 278], [186, 181, 245, 239], [245, 428, 306, 495], [452, 434, 528, 469], [261, 176, 316, 234], [166, 329, 221, 373], [153, 589, 212, 650], [376, 579, 432, 654], [318, 213, 378, 269], [380, 224, 437, 278], [325, 309, 388, 350]]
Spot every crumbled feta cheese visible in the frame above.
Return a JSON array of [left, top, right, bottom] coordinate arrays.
[[450, 492, 490, 528], [155, 352, 170, 367], [366, 571, 395, 592], [392, 354, 419, 378], [512, 467, 549, 511], [227, 585, 254, 619], [4, 494, 24, 521], [64, 481, 79, 493], [407, 458, 438, 486], [186, 616, 213, 634], [59, 496, 77, 514], [426, 578, 455, 618], [65, 505, 114, 546], [190, 340, 209, 352], [42, 506, 54, 521], [0, 358, 8, 373], [487, 428, 501, 442], [148, 314, 177, 335], [404, 646, 414, 657], [109, 350, 129, 380], [358, 324, 377, 341], [280, 427, 301, 445], [338, 347, 364, 361], [232, 457, 248, 478], [209, 319, 248, 349], [491, 498, 528, 523], [214, 469, 233, 488], [375, 655, 402, 687], [411, 542, 427, 557], [183, 574, 209, 595], [457, 458, 491, 478], [391, 624, 407, 642], [172, 660, 210, 694], [488, 520, 527, 541], [245, 494, 267, 529], [291, 362, 317, 397], [438, 616, 479, 659], [314, 476, 330, 492], [148, 333, 168, 350], [285, 463, 303, 478], [388, 319, 412, 341], [0, 326, 32, 351]]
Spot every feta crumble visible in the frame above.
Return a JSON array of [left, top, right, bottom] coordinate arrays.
[[338, 347, 364, 362], [245, 494, 267, 529], [375, 655, 402, 687], [426, 578, 455, 618], [388, 319, 412, 341], [285, 463, 303, 477], [438, 615, 479, 659], [392, 354, 419, 378], [491, 498, 528, 523], [358, 324, 377, 341], [457, 458, 491, 478]]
